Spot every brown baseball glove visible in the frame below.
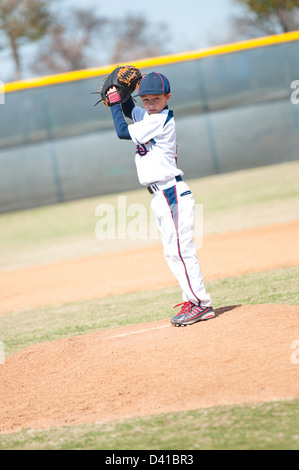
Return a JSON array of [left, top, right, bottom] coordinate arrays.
[[93, 65, 142, 107]]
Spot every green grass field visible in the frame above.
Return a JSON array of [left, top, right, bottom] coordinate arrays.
[[1, 266, 298, 358], [0, 160, 298, 270], [0, 161, 298, 450], [1, 397, 298, 450]]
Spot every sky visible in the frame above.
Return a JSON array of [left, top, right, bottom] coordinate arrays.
[[66, 0, 242, 50], [64, 0, 241, 50], [0, 0, 243, 81]]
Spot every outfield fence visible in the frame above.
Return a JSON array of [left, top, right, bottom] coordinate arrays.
[[1, 32, 299, 212]]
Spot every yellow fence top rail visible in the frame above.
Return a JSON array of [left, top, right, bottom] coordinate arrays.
[[4, 31, 299, 93]]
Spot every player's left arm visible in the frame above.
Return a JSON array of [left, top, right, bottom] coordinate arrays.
[[121, 97, 135, 119], [110, 104, 132, 140], [100, 85, 131, 140]]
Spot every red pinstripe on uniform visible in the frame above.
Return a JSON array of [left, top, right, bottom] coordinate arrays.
[[162, 186, 201, 304]]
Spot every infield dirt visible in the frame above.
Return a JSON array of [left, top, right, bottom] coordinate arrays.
[[0, 220, 298, 434], [0, 220, 298, 315]]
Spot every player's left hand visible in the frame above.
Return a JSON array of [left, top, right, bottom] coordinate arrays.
[[92, 65, 142, 107]]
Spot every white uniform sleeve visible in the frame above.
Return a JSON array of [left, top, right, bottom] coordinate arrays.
[[131, 106, 146, 122], [128, 113, 165, 145]]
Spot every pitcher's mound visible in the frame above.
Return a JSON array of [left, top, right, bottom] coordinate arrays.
[[1, 304, 298, 434]]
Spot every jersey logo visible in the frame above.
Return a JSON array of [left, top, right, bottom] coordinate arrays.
[[136, 139, 155, 157], [180, 190, 191, 197], [136, 144, 148, 156]]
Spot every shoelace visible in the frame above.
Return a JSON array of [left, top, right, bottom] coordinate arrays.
[[173, 301, 194, 316]]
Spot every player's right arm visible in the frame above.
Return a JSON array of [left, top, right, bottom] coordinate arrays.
[[128, 113, 166, 145]]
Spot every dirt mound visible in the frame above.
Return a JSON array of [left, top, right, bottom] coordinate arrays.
[[1, 304, 298, 434]]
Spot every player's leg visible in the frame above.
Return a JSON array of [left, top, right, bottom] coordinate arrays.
[[169, 182, 215, 325], [151, 183, 212, 307]]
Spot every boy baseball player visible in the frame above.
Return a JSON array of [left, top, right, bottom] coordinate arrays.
[[107, 71, 214, 326]]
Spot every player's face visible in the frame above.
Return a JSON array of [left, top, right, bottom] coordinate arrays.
[[141, 93, 171, 114]]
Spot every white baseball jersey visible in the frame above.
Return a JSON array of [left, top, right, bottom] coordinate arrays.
[[128, 107, 183, 186]]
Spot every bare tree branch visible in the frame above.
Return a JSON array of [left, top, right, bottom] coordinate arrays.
[[109, 15, 170, 64], [31, 8, 110, 74], [0, 0, 52, 79], [232, 0, 299, 38], [31, 9, 172, 75]]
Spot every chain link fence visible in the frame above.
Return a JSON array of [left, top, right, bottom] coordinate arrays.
[[0, 38, 298, 212]]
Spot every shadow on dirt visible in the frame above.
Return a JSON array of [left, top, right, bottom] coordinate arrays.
[[214, 305, 242, 318]]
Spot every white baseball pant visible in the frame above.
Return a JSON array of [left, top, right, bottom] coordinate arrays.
[[150, 180, 212, 307]]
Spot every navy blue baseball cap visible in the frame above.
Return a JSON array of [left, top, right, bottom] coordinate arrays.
[[136, 72, 171, 96]]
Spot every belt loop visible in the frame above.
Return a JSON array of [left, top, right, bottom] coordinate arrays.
[[147, 176, 183, 194], [175, 175, 183, 183]]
